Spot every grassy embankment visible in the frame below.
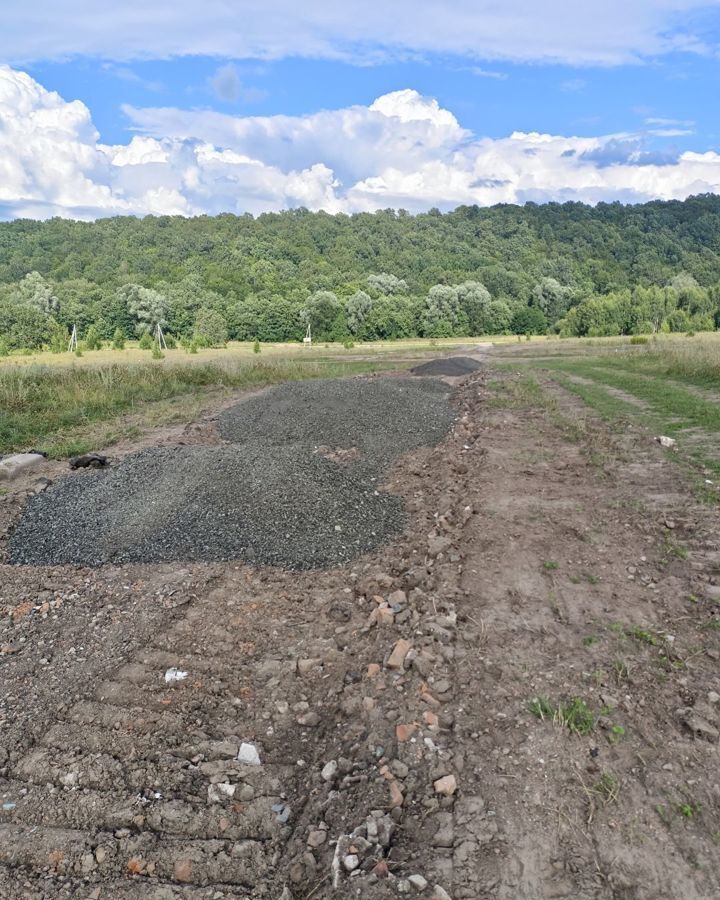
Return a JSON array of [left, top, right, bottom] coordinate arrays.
[[0, 338, 474, 458], [492, 332, 720, 484]]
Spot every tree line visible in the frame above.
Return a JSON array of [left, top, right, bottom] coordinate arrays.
[[1, 195, 720, 351]]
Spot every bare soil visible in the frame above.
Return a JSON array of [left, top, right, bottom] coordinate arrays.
[[1, 364, 719, 899]]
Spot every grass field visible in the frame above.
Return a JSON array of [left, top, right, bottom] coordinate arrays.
[[493, 332, 720, 483], [0, 337, 484, 458], [0, 336, 479, 368]]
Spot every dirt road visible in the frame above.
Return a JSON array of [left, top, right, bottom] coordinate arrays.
[[1, 364, 719, 899]]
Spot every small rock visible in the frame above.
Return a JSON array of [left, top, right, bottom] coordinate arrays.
[[298, 658, 323, 676], [427, 533, 452, 557], [373, 860, 389, 878], [174, 859, 193, 882], [237, 742, 261, 765], [397, 880, 411, 894], [321, 760, 339, 782], [307, 830, 326, 848], [387, 639, 412, 670], [343, 854, 360, 872], [298, 711, 320, 727], [390, 759, 409, 778], [369, 606, 395, 626], [409, 874, 429, 891], [388, 589, 408, 607], [434, 774, 457, 796], [656, 435, 677, 449], [0, 452, 45, 481], [396, 722, 418, 742], [431, 886, 452, 900], [389, 780, 404, 808], [207, 783, 236, 803], [708, 691, 720, 704]]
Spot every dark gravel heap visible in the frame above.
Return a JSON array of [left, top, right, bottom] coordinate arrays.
[[9, 376, 454, 569], [219, 376, 454, 475], [411, 356, 482, 377]]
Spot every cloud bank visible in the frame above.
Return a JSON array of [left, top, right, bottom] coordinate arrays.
[[2, 0, 719, 66], [1, 65, 719, 221]]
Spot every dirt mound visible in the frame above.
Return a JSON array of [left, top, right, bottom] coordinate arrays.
[[9, 376, 454, 568], [411, 356, 482, 377]]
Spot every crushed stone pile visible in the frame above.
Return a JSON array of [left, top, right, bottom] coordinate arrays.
[[9, 376, 455, 569], [218, 376, 453, 474], [411, 356, 482, 377]]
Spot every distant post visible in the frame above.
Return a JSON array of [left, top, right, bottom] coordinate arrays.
[[68, 324, 78, 353], [303, 323, 312, 348], [155, 323, 167, 350]]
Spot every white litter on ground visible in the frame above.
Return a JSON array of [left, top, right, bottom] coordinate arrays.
[[164, 668, 188, 683]]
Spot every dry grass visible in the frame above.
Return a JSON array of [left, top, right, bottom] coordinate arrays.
[[0, 337, 476, 369], [0, 354, 410, 457]]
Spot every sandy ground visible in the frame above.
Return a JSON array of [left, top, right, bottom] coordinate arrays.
[[1, 360, 719, 899]]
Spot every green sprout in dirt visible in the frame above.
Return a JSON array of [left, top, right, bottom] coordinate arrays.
[[610, 623, 660, 646], [679, 801, 701, 819], [612, 657, 630, 684], [543, 560, 559, 571], [583, 635, 598, 646], [529, 696, 597, 735], [628, 625, 659, 646], [528, 696, 555, 721], [663, 533, 688, 561], [593, 771, 620, 805]]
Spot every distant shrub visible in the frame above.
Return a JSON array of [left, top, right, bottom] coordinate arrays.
[[151, 345, 164, 360], [685, 330, 695, 338], [47, 321, 68, 354], [188, 340, 199, 354], [74, 348, 83, 357], [164, 334, 177, 349], [84, 324, 102, 350], [630, 335, 648, 345], [0, 337, 9, 357], [343, 339, 355, 349], [111, 328, 125, 350], [138, 332, 153, 350], [253, 340, 261, 354]]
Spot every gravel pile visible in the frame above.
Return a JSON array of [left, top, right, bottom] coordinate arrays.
[[218, 376, 454, 475], [411, 356, 482, 377], [10, 376, 454, 569]]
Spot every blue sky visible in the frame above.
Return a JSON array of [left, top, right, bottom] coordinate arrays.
[[24, 51, 719, 151], [1, 1, 720, 219]]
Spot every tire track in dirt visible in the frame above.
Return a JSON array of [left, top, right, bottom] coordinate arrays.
[[2, 363, 720, 899]]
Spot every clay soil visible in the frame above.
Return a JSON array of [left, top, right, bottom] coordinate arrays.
[[1, 364, 719, 899]]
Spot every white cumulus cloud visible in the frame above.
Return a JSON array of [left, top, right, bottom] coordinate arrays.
[[1, 65, 720, 221]]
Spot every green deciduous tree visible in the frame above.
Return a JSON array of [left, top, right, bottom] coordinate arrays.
[[346, 290, 373, 337], [194, 307, 228, 347]]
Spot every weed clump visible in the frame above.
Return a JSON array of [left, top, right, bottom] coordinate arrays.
[[528, 696, 598, 735]]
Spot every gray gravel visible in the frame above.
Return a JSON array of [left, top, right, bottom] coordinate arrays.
[[411, 357, 482, 377], [218, 376, 454, 475], [9, 375, 455, 569]]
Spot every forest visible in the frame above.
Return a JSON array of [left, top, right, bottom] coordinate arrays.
[[2, 194, 720, 350]]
